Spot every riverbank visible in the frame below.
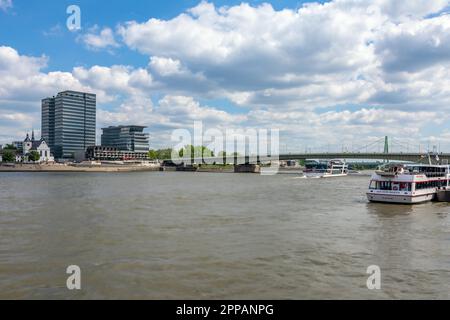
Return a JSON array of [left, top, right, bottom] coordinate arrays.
[[0, 164, 161, 173]]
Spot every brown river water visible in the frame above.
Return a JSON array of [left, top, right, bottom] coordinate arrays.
[[0, 172, 449, 299]]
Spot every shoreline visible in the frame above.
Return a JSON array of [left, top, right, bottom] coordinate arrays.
[[0, 164, 161, 173], [0, 164, 300, 174]]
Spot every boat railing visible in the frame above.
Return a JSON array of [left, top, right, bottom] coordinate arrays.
[[401, 171, 447, 178]]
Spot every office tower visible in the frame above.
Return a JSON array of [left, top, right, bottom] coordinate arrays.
[[41, 97, 55, 151], [42, 91, 96, 159], [101, 126, 149, 152]]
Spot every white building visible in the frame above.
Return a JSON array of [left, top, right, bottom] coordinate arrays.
[[23, 131, 54, 163]]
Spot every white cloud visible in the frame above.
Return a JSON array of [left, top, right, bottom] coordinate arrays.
[[73, 65, 153, 93], [0, 46, 100, 110], [156, 95, 246, 124], [3, 1, 450, 151], [79, 26, 120, 51], [116, 0, 450, 113], [376, 15, 450, 72], [149, 57, 185, 76], [0, 47, 120, 142], [375, 0, 449, 20]]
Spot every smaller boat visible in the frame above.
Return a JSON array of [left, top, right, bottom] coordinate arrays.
[[304, 159, 348, 178]]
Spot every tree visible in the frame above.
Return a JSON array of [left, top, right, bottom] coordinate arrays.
[[1, 150, 15, 162], [148, 150, 158, 160], [4, 144, 17, 150], [178, 145, 215, 160], [157, 149, 173, 160], [147, 149, 174, 160], [28, 151, 40, 162]]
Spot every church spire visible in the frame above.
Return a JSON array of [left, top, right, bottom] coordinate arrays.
[[31, 129, 35, 142]]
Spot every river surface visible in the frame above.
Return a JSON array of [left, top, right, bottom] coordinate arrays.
[[0, 172, 449, 299]]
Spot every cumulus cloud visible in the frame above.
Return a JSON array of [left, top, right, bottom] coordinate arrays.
[[376, 15, 450, 72], [116, 0, 450, 113], [0, 46, 140, 142], [0, 46, 243, 147], [156, 95, 246, 124], [73, 65, 154, 93], [0, 46, 99, 108], [3, 0, 450, 151], [79, 26, 120, 51]]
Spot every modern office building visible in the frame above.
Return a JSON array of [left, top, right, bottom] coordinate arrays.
[[41, 97, 55, 151], [101, 126, 149, 152], [42, 91, 96, 159], [86, 146, 149, 161]]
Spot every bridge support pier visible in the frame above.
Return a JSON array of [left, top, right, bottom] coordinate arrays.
[[234, 164, 261, 173]]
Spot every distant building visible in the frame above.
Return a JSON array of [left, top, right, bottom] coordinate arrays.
[[101, 125, 149, 152], [42, 91, 96, 159], [22, 131, 54, 163], [12, 141, 23, 150], [86, 146, 149, 161]]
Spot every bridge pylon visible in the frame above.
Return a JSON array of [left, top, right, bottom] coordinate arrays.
[[383, 136, 389, 163]]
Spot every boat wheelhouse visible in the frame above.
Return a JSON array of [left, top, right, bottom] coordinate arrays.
[[367, 163, 450, 204]]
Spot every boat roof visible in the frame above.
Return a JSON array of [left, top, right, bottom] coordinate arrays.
[[404, 164, 450, 168]]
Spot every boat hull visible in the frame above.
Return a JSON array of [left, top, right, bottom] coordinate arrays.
[[366, 193, 434, 204], [435, 189, 450, 202], [321, 173, 348, 178], [305, 173, 348, 179]]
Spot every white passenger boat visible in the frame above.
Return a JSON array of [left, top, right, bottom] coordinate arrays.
[[304, 159, 348, 178], [367, 161, 450, 204]]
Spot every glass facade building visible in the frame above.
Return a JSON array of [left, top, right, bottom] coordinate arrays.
[[42, 91, 96, 159], [41, 97, 55, 151], [101, 126, 149, 152]]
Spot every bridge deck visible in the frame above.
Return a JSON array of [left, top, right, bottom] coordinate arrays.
[[184, 153, 449, 164]]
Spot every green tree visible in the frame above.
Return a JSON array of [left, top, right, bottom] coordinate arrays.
[[156, 149, 173, 160], [28, 151, 40, 162], [1, 150, 15, 162], [4, 144, 17, 150], [178, 145, 215, 160], [148, 150, 158, 160], [147, 149, 174, 160]]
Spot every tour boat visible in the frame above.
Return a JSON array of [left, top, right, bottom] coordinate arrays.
[[367, 162, 450, 204], [304, 159, 348, 178]]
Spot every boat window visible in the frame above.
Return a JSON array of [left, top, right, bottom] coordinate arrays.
[[400, 183, 411, 191], [372, 181, 411, 191], [415, 181, 444, 190], [378, 181, 392, 190]]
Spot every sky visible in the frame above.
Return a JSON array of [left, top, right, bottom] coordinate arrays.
[[1, 0, 450, 152]]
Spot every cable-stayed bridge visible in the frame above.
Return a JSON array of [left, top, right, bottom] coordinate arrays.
[[188, 137, 448, 164]]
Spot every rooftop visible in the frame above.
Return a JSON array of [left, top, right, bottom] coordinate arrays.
[[102, 125, 147, 130]]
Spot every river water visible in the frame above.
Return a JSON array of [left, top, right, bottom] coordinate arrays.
[[0, 172, 449, 299]]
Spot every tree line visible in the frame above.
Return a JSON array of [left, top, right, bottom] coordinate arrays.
[[148, 145, 239, 161]]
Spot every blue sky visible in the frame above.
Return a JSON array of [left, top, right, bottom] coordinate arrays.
[[1, 0, 319, 71], [1, 0, 450, 152]]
